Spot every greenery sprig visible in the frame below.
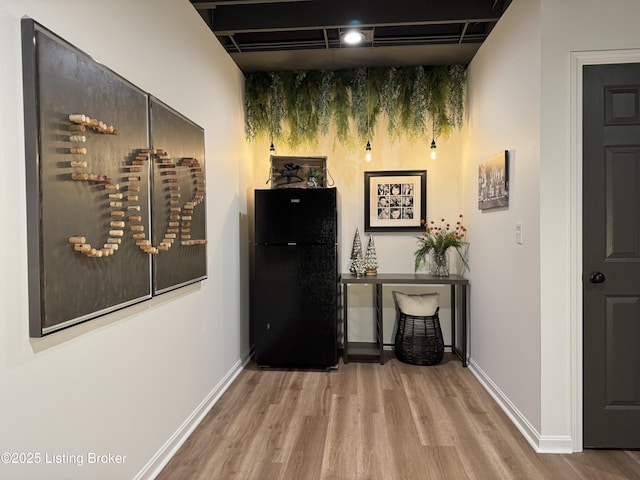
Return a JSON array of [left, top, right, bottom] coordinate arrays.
[[244, 65, 466, 147], [318, 70, 334, 135]]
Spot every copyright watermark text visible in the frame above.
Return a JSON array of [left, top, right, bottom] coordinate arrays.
[[1, 451, 127, 467]]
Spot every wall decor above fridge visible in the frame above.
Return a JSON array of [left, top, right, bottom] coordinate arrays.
[[22, 19, 207, 337], [268, 155, 331, 189]]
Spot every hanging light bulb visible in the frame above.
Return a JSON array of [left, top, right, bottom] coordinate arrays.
[[269, 142, 276, 155], [364, 70, 373, 163], [430, 138, 437, 160]]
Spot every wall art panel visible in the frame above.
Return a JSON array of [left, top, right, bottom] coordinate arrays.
[[22, 19, 206, 337], [149, 97, 207, 294]]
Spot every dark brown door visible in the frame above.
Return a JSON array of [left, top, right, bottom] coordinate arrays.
[[583, 63, 640, 448]]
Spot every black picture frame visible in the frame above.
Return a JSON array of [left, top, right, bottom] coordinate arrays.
[[478, 150, 509, 210], [364, 170, 427, 232]]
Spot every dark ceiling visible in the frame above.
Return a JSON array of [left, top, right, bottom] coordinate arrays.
[[189, 0, 512, 72]]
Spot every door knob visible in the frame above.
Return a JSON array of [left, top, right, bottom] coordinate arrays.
[[589, 271, 605, 284]]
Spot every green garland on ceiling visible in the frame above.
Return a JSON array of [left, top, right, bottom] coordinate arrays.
[[245, 64, 466, 148]]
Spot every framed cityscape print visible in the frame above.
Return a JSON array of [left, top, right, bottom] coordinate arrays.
[[364, 170, 427, 232], [478, 150, 509, 210]]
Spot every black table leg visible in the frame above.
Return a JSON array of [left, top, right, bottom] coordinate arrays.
[[376, 283, 384, 365], [461, 284, 468, 367], [450, 284, 457, 361], [343, 283, 349, 364]]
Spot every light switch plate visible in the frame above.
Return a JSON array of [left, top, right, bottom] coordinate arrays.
[[516, 222, 523, 245]]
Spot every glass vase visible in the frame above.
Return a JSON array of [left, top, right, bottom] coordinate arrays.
[[430, 250, 449, 277]]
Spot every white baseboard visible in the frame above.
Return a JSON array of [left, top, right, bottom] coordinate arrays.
[[135, 352, 252, 480], [537, 435, 574, 454], [468, 358, 573, 454]]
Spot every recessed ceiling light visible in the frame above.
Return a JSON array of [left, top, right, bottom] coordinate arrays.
[[342, 30, 365, 45]]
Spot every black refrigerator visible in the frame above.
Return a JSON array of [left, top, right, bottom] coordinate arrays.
[[253, 187, 339, 368]]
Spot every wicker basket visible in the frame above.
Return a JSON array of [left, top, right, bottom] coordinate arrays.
[[394, 308, 444, 365]]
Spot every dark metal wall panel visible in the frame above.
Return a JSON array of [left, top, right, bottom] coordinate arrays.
[[22, 19, 207, 336], [150, 97, 207, 294], [23, 20, 152, 336]]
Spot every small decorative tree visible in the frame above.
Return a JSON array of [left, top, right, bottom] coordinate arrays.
[[349, 228, 363, 275], [352, 249, 366, 277], [364, 235, 379, 275]]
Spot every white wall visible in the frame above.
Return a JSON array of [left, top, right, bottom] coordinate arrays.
[[463, 0, 543, 441], [465, 0, 640, 453], [0, 1, 249, 479]]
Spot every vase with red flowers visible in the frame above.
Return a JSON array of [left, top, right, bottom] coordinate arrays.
[[414, 215, 469, 276]]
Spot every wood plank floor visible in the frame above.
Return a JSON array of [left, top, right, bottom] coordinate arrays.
[[157, 354, 640, 480]]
